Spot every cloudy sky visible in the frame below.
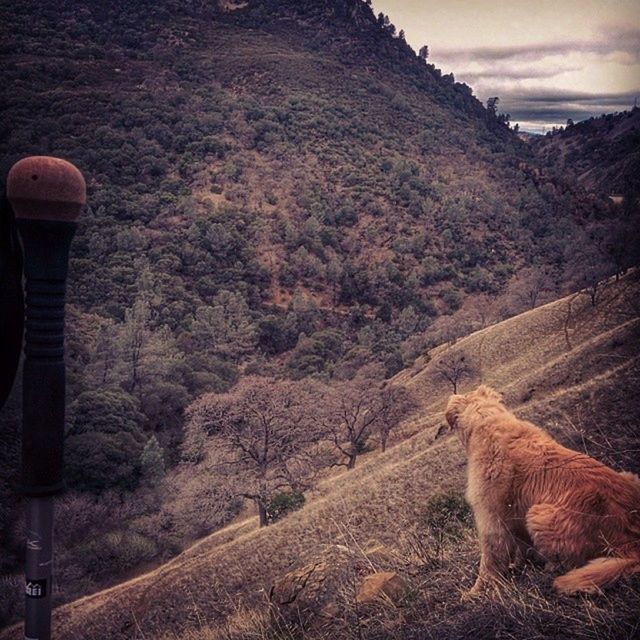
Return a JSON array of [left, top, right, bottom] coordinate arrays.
[[373, 0, 640, 133]]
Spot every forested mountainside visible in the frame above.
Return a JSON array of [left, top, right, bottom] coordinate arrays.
[[1, 0, 638, 623], [533, 107, 640, 198]]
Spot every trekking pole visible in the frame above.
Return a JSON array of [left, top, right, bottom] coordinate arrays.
[[7, 156, 86, 640]]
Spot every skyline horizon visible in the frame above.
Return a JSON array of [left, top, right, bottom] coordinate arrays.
[[372, 0, 640, 134]]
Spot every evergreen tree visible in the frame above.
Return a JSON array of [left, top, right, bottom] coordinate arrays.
[[140, 435, 166, 486], [89, 319, 119, 387], [192, 290, 257, 363], [120, 297, 151, 394], [65, 390, 146, 492]]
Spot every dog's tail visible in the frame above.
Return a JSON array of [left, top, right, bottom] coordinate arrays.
[[554, 556, 640, 595]]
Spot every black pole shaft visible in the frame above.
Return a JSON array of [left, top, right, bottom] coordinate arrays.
[[7, 156, 86, 640], [18, 218, 77, 640], [25, 497, 54, 640], [20, 225, 75, 639], [19, 221, 75, 495]]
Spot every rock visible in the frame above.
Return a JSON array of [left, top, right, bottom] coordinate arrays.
[[356, 572, 409, 606], [269, 545, 369, 633]]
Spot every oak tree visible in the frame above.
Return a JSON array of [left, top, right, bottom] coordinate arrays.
[[435, 350, 476, 393], [183, 377, 323, 526]]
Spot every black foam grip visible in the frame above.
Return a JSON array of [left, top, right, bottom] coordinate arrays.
[[22, 359, 65, 495], [18, 219, 76, 496]]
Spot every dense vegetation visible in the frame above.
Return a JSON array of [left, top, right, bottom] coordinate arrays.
[[1, 0, 638, 623]]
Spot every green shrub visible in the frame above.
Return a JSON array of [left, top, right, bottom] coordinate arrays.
[[421, 489, 472, 541], [65, 390, 147, 493], [287, 328, 348, 378], [266, 492, 305, 524], [288, 353, 326, 379], [440, 287, 464, 312], [383, 349, 404, 378], [81, 530, 158, 577]]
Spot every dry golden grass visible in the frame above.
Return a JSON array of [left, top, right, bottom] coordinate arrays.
[[1, 274, 638, 640]]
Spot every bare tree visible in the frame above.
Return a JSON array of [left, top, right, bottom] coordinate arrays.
[[320, 379, 380, 470], [318, 367, 414, 467], [425, 313, 472, 347], [435, 351, 476, 393], [183, 377, 323, 527], [565, 231, 614, 307], [511, 266, 555, 310], [452, 293, 501, 335], [473, 293, 498, 328], [376, 385, 417, 452]]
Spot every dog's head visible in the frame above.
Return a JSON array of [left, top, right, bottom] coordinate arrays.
[[444, 394, 468, 430], [445, 385, 504, 437]]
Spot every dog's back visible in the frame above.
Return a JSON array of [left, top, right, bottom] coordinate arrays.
[[447, 385, 640, 595]]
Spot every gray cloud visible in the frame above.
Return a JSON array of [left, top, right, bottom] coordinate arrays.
[[424, 22, 640, 131], [501, 89, 640, 104], [434, 26, 640, 64], [498, 89, 639, 128], [510, 109, 602, 124], [461, 86, 639, 131], [509, 105, 623, 119], [459, 66, 581, 81]]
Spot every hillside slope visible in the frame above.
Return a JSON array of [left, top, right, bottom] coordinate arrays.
[[533, 108, 640, 198], [2, 272, 637, 640], [2, 0, 639, 631]]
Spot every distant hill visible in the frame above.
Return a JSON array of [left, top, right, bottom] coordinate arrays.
[[516, 131, 542, 144], [533, 108, 640, 198], [2, 271, 636, 640]]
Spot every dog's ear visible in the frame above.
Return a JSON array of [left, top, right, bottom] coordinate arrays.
[[445, 394, 467, 428]]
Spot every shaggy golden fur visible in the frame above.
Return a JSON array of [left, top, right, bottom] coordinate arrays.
[[445, 385, 640, 596]]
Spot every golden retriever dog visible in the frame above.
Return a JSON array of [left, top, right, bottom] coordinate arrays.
[[445, 385, 640, 596]]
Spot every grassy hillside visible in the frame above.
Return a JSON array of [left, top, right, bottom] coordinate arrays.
[[1, 272, 636, 640]]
